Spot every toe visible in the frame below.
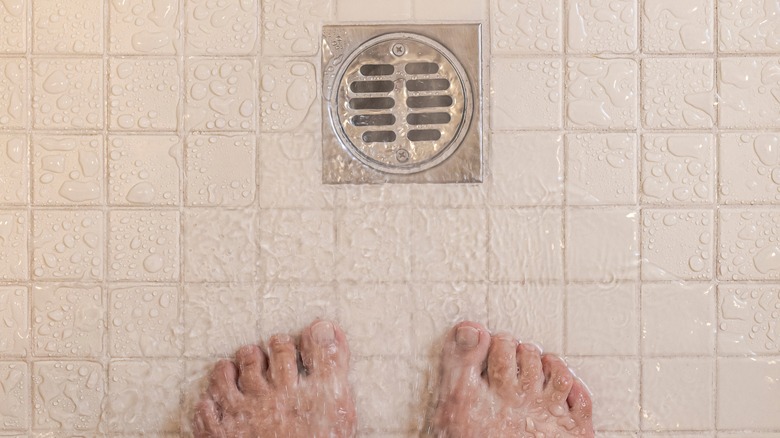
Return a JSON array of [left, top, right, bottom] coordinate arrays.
[[300, 320, 350, 378], [267, 334, 299, 389], [438, 321, 491, 400], [567, 377, 594, 426], [542, 354, 574, 404], [516, 342, 544, 394], [235, 345, 269, 395], [194, 396, 222, 438], [487, 333, 518, 390], [208, 360, 244, 412]]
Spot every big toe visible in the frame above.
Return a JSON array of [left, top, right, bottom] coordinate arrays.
[[300, 319, 350, 379], [439, 321, 491, 399]]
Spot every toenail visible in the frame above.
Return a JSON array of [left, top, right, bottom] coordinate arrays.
[[455, 326, 480, 349], [311, 321, 335, 345], [272, 334, 292, 345]]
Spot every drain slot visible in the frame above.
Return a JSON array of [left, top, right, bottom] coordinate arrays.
[[406, 79, 450, 92], [405, 62, 439, 75], [352, 114, 396, 126], [407, 112, 451, 125], [360, 64, 394, 76], [363, 131, 397, 143], [351, 80, 394, 93], [408, 129, 441, 142], [350, 97, 395, 110], [407, 95, 453, 108]]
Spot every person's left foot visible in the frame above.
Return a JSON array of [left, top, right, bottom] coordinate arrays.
[[193, 320, 357, 438]]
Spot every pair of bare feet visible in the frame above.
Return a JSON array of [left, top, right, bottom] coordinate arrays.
[[193, 320, 594, 437]]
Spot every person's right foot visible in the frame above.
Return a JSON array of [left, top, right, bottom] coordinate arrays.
[[431, 321, 594, 437]]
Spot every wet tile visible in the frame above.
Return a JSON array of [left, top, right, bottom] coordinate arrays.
[[108, 210, 180, 282], [642, 58, 715, 129], [109, 58, 180, 131], [0, 210, 27, 281], [0, 0, 26, 53], [566, 0, 637, 53], [0, 287, 28, 356], [32, 0, 102, 54], [567, 283, 639, 356], [32, 361, 104, 431], [642, 0, 714, 53], [259, 209, 335, 282], [336, 0, 412, 21], [719, 133, 780, 205], [32, 284, 104, 357], [340, 283, 413, 357], [718, 283, 780, 354], [642, 209, 715, 281], [183, 284, 259, 357], [566, 58, 638, 129], [259, 60, 316, 133], [719, 58, 780, 129], [108, 135, 181, 206], [641, 134, 715, 205], [259, 283, 339, 335], [32, 134, 103, 206], [185, 59, 256, 131], [642, 283, 715, 356], [567, 208, 639, 282], [642, 358, 714, 430], [565, 357, 640, 431], [261, 0, 331, 55], [718, 209, 780, 280], [185, 0, 258, 55], [109, 286, 181, 358], [32, 210, 103, 281], [491, 0, 562, 54], [0, 58, 27, 130], [0, 135, 28, 205], [490, 132, 563, 206], [414, 0, 486, 20], [719, 0, 780, 53], [492, 58, 562, 130], [489, 208, 563, 282], [488, 283, 563, 353], [717, 357, 780, 429], [0, 362, 28, 431], [183, 209, 258, 283], [32, 59, 104, 130], [108, 360, 182, 433], [185, 134, 256, 206], [352, 357, 418, 433], [566, 133, 637, 206], [108, 0, 181, 54]]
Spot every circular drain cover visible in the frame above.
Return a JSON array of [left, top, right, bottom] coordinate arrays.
[[328, 32, 472, 175]]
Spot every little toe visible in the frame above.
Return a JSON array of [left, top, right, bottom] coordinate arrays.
[[567, 377, 594, 427], [194, 396, 222, 438], [208, 360, 244, 412], [487, 333, 518, 390], [438, 321, 491, 399], [300, 319, 350, 378], [516, 342, 544, 394], [267, 334, 300, 389], [542, 354, 574, 405], [235, 344, 269, 395]]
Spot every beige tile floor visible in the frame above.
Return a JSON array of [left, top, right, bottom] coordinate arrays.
[[0, 0, 779, 436]]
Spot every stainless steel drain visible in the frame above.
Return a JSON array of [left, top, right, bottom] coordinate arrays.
[[322, 25, 482, 184]]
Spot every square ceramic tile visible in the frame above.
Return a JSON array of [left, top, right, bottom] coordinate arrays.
[[718, 284, 780, 354], [642, 358, 714, 430], [567, 0, 638, 53], [185, 134, 256, 206], [488, 283, 563, 352], [340, 283, 413, 357], [185, 59, 256, 131], [641, 134, 715, 204], [411, 282, 488, 356], [411, 208, 487, 281], [259, 60, 317, 132], [32, 59, 104, 130], [0, 287, 28, 356], [259, 283, 339, 335], [642, 58, 715, 129], [32, 361, 104, 430], [0, 135, 28, 205], [567, 283, 639, 355], [719, 133, 780, 204], [642, 283, 715, 356], [32, 0, 102, 54], [719, 0, 780, 53], [32, 284, 104, 357], [183, 284, 258, 357], [108, 360, 182, 433], [261, 0, 331, 56], [109, 58, 180, 131], [642, 0, 714, 53], [0, 210, 27, 281], [258, 132, 335, 208], [185, 0, 258, 55], [565, 357, 640, 431], [717, 357, 780, 429], [108, 0, 181, 54], [336, 206, 411, 281], [491, 0, 562, 53], [32, 134, 103, 205], [32, 210, 103, 281], [336, 0, 412, 21], [259, 209, 334, 282], [108, 210, 180, 282], [566, 58, 638, 129], [0, 0, 25, 53], [642, 210, 715, 280], [0, 58, 26, 129], [352, 357, 417, 433], [490, 132, 563, 206], [108, 135, 181, 206], [0, 362, 28, 430], [567, 208, 639, 282], [719, 58, 780, 129], [183, 209, 257, 283], [414, 0, 486, 20], [489, 208, 563, 282], [566, 133, 637, 205], [719, 209, 780, 280], [109, 286, 181, 358], [492, 58, 562, 130]]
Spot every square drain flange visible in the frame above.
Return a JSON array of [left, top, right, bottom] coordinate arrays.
[[322, 24, 482, 184]]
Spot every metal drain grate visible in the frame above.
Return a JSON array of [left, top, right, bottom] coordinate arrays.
[[328, 32, 472, 175]]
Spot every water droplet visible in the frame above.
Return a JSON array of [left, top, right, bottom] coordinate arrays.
[[143, 254, 163, 273], [754, 245, 780, 274], [126, 182, 156, 203], [59, 181, 100, 202], [43, 71, 69, 94]]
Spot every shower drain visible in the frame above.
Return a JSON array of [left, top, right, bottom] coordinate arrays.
[[322, 25, 482, 184]]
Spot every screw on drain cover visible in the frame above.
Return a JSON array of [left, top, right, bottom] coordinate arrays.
[[391, 43, 406, 56]]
